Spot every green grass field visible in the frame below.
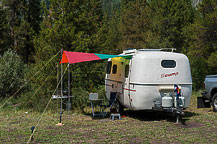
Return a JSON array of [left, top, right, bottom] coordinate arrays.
[[0, 92, 216, 144]]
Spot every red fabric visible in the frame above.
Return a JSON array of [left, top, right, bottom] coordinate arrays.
[[60, 51, 101, 64], [60, 52, 69, 63]]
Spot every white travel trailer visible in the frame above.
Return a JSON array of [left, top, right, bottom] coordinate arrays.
[[105, 49, 192, 115]]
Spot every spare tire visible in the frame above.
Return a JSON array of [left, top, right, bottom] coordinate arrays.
[[212, 93, 217, 112]]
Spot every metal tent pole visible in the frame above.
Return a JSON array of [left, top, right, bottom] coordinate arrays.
[[56, 63, 59, 110], [57, 63, 59, 96], [59, 49, 63, 124], [67, 64, 71, 111]]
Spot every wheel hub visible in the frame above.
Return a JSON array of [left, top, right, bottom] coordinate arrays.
[[214, 98, 217, 109]]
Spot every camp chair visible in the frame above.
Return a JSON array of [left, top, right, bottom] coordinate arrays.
[[89, 92, 117, 118], [89, 93, 104, 117], [102, 92, 117, 117]]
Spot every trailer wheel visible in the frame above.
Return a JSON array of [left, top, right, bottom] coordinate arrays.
[[212, 93, 217, 112], [115, 101, 124, 115]]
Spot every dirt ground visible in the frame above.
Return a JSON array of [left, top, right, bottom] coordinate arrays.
[[0, 94, 216, 143]]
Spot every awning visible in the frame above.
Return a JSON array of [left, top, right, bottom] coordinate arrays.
[[60, 51, 131, 64]]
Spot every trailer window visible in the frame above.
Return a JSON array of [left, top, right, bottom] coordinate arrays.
[[125, 65, 129, 77], [106, 61, 112, 74], [161, 60, 176, 68], [112, 64, 117, 74]]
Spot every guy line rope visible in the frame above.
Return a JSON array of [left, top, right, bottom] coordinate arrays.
[[26, 64, 69, 144], [22, 67, 56, 108], [0, 50, 61, 109]]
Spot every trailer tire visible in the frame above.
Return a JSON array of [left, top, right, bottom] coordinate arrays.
[[115, 101, 124, 115], [212, 93, 217, 112]]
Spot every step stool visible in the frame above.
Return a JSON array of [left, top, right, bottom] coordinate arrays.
[[110, 113, 122, 120]]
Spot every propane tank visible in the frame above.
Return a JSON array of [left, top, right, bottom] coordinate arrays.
[[162, 93, 173, 108], [174, 96, 185, 107]]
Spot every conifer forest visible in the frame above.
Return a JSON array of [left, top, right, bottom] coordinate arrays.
[[0, 0, 217, 110]]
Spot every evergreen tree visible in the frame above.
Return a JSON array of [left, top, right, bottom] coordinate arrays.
[[185, 0, 217, 89], [0, 0, 22, 54], [147, 0, 194, 51], [33, 0, 104, 104], [23, 0, 41, 64], [102, 0, 121, 16], [118, 0, 150, 51], [100, 10, 122, 54], [35, 0, 103, 57], [0, 4, 11, 55], [0, 0, 41, 64]]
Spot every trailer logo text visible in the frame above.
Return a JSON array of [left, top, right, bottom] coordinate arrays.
[[161, 72, 179, 78]]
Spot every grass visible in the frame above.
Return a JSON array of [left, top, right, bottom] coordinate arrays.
[[0, 92, 216, 144]]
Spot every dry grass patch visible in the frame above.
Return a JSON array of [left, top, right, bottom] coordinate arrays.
[[0, 93, 216, 143]]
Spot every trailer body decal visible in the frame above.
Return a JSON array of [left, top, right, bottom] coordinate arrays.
[[161, 72, 179, 78]]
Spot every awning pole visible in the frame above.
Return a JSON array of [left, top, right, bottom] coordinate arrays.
[[60, 49, 63, 124], [56, 63, 59, 96], [67, 64, 71, 111]]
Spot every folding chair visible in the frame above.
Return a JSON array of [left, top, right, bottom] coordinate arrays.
[[89, 93, 104, 117], [103, 92, 117, 117]]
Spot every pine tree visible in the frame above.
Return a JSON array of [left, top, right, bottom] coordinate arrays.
[[0, 4, 11, 55], [35, 0, 103, 56], [0, 0, 22, 54], [33, 0, 104, 97], [147, 0, 194, 51], [0, 0, 41, 64], [185, 0, 217, 89], [23, 0, 41, 64], [118, 0, 150, 51], [99, 10, 122, 54], [102, 0, 121, 16]]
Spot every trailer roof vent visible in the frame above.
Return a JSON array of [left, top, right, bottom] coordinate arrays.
[[123, 49, 137, 54], [138, 49, 161, 51], [160, 48, 176, 52]]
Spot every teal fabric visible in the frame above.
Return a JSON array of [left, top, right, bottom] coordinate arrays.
[[95, 53, 132, 59]]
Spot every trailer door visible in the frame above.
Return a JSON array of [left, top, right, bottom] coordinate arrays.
[[124, 64, 132, 108]]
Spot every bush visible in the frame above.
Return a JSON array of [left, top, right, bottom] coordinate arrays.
[[0, 50, 26, 98]]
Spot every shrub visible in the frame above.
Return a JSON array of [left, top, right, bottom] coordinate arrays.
[[0, 50, 26, 98]]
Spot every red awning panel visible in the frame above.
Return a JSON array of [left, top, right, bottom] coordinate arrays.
[[60, 51, 132, 64], [60, 51, 101, 64]]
